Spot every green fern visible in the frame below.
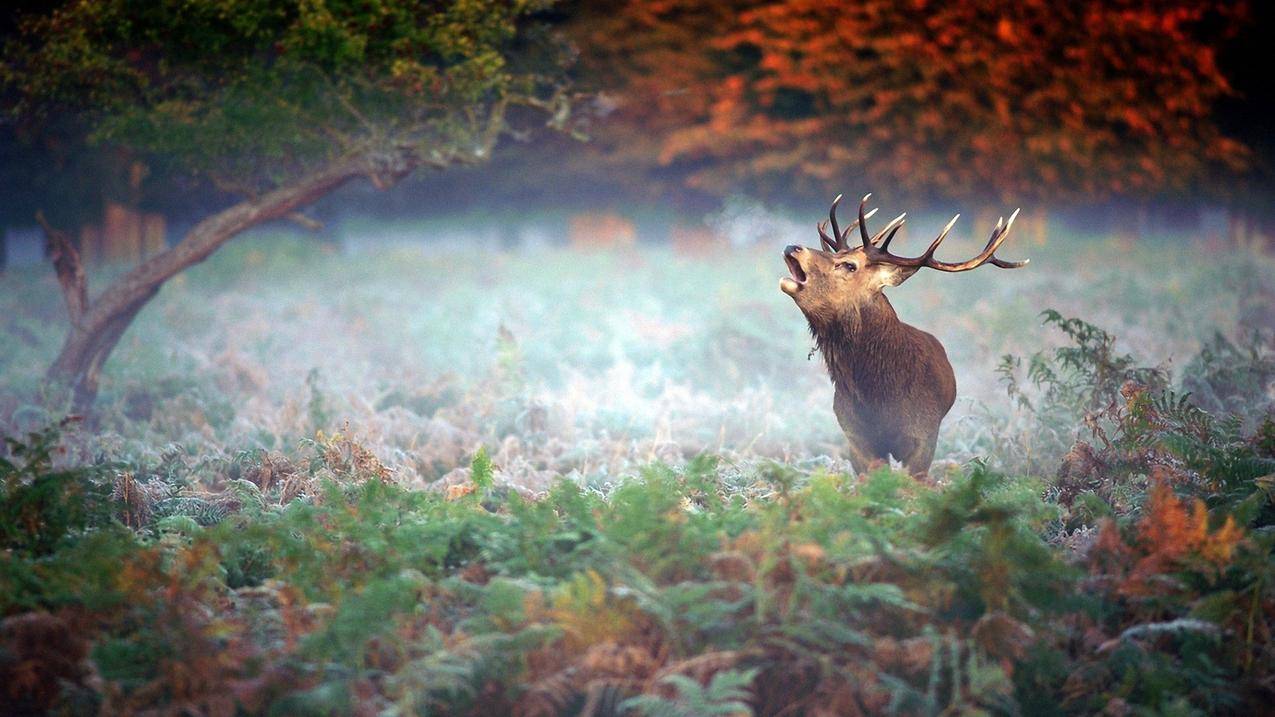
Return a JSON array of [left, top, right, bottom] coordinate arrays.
[[1, 419, 114, 556], [471, 445, 494, 496], [620, 668, 758, 717]]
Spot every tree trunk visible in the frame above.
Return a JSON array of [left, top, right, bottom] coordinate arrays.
[[102, 201, 143, 264], [568, 211, 637, 250], [141, 213, 167, 257], [1021, 206, 1048, 246], [1226, 205, 1270, 250], [48, 292, 157, 411], [83, 203, 168, 266], [39, 156, 374, 412]]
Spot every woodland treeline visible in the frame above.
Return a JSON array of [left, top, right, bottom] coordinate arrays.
[[1, 0, 1271, 273], [0, 0, 1266, 409]]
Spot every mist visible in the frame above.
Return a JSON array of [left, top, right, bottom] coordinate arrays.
[[3, 195, 1266, 487]]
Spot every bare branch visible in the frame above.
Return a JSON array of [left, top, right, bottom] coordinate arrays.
[[35, 211, 88, 324], [286, 212, 324, 232], [84, 155, 371, 333]]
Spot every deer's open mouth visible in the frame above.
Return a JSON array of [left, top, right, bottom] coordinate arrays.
[[780, 250, 806, 295]]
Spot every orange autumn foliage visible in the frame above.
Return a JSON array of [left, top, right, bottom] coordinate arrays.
[[1095, 480, 1246, 598], [1138, 480, 1244, 567], [570, 0, 1249, 204]]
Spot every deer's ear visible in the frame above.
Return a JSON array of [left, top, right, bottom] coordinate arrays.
[[880, 265, 920, 287]]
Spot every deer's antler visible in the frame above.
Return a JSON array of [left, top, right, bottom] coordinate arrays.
[[817, 194, 877, 252], [830, 194, 1029, 271]]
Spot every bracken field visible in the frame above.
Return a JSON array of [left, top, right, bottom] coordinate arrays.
[[2, 220, 1275, 716]]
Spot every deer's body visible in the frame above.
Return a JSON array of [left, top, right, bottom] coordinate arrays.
[[818, 295, 956, 474], [781, 193, 1026, 477]]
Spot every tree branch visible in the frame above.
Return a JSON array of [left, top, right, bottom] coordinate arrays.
[[286, 212, 324, 232], [35, 210, 88, 325], [83, 155, 375, 331], [43, 153, 403, 411]]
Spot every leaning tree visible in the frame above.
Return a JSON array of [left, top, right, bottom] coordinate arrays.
[[1, 0, 575, 411]]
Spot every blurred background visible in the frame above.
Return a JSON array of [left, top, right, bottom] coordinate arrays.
[[1, 0, 1272, 487]]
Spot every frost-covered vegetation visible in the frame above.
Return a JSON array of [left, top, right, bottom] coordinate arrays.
[[2, 228, 1274, 715], [2, 226, 1270, 481]]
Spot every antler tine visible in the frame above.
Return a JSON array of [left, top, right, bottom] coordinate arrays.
[[857, 193, 873, 248], [828, 194, 845, 251], [990, 256, 1030, 268], [838, 207, 877, 243], [921, 207, 1026, 272], [818, 195, 877, 252], [915, 214, 960, 263], [880, 221, 904, 251], [988, 208, 1029, 268], [816, 221, 838, 252], [979, 218, 1006, 255], [870, 213, 906, 246]]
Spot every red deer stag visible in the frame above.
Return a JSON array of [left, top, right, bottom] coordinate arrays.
[[780, 194, 1028, 477]]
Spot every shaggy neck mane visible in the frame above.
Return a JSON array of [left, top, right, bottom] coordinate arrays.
[[810, 294, 906, 393]]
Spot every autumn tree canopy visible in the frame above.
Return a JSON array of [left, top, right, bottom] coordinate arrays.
[[570, 0, 1249, 205], [1, 0, 576, 409], [4, 0, 579, 194]]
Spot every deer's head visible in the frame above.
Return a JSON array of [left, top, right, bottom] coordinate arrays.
[[780, 194, 1028, 327]]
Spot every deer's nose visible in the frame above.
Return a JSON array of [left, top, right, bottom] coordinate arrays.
[[785, 245, 802, 256]]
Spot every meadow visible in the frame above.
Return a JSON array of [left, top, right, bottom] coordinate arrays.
[[2, 219, 1274, 715], [2, 218, 1268, 481]]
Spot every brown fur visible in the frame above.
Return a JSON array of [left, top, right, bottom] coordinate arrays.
[[781, 244, 956, 477]]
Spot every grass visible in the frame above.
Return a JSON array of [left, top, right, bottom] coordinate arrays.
[[1, 222, 1270, 480], [1, 220, 1274, 714]]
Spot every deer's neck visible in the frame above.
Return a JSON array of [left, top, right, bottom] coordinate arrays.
[[813, 294, 907, 391]]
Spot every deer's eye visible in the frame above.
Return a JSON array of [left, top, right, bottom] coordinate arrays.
[[836, 262, 857, 273]]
